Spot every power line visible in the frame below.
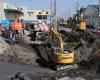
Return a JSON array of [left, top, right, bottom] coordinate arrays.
[[79, 0, 86, 4], [75, 0, 86, 12], [82, 0, 96, 7], [77, 0, 96, 8], [75, 0, 87, 10]]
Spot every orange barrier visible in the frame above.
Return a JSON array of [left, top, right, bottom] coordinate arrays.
[[10, 22, 22, 30]]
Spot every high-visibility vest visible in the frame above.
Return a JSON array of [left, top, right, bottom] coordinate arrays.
[[10, 22, 22, 30]]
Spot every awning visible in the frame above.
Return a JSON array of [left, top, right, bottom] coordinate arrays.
[[4, 9, 23, 13]]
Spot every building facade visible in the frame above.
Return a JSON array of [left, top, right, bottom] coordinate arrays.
[[84, 5, 100, 28], [0, 1, 51, 24], [23, 9, 51, 24], [0, 1, 6, 21], [4, 2, 23, 20]]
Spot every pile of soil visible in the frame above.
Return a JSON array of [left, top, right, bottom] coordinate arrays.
[[0, 35, 37, 65]]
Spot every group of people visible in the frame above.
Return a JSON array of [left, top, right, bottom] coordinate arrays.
[[1, 20, 49, 44], [8, 30, 16, 45], [1, 26, 25, 45], [8, 29, 25, 44]]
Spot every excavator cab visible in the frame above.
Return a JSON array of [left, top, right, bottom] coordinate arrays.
[[73, 20, 86, 31], [78, 21, 86, 30]]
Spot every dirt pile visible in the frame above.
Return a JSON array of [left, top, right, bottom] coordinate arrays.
[[0, 36, 37, 65]]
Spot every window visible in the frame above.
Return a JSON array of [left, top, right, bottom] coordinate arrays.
[[43, 15, 47, 19], [37, 15, 47, 20], [39, 12, 41, 14], [29, 13, 32, 16], [84, 16, 88, 19], [88, 15, 90, 19], [27, 12, 34, 17], [92, 15, 95, 18], [46, 12, 48, 14], [37, 15, 42, 19], [84, 16, 86, 19]]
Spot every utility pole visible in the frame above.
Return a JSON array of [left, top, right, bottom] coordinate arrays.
[[75, 0, 79, 20], [54, 0, 56, 17], [76, 0, 79, 12], [63, 11, 68, 19], [50, 1, 53, 23], [68, 8, 71, 18], [51, 0, 57, 26]]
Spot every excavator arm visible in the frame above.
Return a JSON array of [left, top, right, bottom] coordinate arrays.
[[49, 25, 64, 49], [48, 25, 74, 65]]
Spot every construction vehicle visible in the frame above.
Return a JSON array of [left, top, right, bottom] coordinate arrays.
[[49, 26, 74, 64], [32, 24, 78, 71], [73, 20, 86, 30], [48, 25, 75, 68], [67, 18, 86, 31]]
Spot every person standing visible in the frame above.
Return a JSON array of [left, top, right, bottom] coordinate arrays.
[[21, 20, 25, 36], [8, 30, 13, 45]]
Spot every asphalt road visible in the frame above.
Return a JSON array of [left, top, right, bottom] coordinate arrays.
[[0, 62, 55, 80], [0, 62, 100, 80]]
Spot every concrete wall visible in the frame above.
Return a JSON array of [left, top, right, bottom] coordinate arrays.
[[0, 1, 5, 21]]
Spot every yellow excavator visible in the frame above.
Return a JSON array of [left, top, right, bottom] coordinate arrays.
[[68, 20, 86, 31], [32, 24, 77, 71], [48, 25, 74, 64], [44, 24, 79, 71]]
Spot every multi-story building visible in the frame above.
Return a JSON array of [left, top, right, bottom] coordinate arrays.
[[4, 2, 23, 20], [83, 5, 100, 28], [0, 1, 51, 24], [23, 9, 51, 24]]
